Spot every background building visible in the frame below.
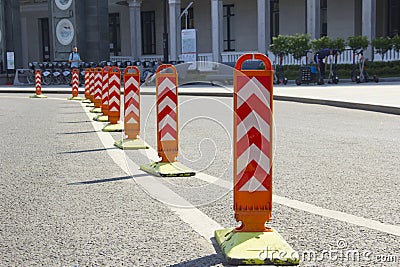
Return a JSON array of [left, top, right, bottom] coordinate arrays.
[[0, 0, 399, 72]]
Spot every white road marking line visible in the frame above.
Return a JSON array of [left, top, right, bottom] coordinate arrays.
[[80, 102, 222, 242], [139, 137, 400, 237], [272, 195, 400, 237], [80, 99, 400, 242]]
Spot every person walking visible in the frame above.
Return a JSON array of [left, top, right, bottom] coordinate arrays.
[[314, 48, 338, 79], [69, 46, 81, 86], [69, 46, 81, 69]]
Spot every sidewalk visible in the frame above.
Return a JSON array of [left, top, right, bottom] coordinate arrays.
[[1, 80, 399, 115]]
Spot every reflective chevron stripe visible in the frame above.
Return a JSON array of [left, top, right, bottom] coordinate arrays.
[[102, 71, 109, 105], [35, 70, 41, 95], [84, 69, 90, 98], [89, 71, 95, 98], [123, 67, 141, 139], [157, 77, 178, 141], [155, 66, 179, 163], [94, 70, 102, 100], [72, 70, 79, 97], [124, 76, 140, 125], [235, 75, 272, 192], [108, 69, 121, 124]]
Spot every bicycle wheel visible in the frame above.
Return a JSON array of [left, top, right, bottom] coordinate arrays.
[[53, 75, 62, 85], [26, 71, 35, 84], [42, 75, 52, 85], [64, 75, 72, 85]]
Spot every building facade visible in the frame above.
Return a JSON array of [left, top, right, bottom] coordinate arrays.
[[0, 0, 399, 71]]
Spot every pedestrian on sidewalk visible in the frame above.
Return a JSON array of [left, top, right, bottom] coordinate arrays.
[[69, 46, 82, 86], [69, 46, 81, 69], [314, 48, 337, 79]]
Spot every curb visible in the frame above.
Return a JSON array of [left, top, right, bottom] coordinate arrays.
[[274, 95, 400, 116], [1, 88, 399, 116]]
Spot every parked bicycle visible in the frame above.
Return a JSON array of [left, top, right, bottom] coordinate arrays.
[[273, 52, 288, 85], [351, 49, 379, 83], [52, 62, 63, 85], [61, 62, 72, 85], [39, 62, 52, 85], [26, 62, 38, 84], [327, 50, 339, 84]]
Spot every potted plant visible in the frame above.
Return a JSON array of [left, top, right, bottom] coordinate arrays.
[[288, 33, 311, 62], [347, 35, 369, 50], [391, 35, 400, 52], [311, 36, 332, 52], [372, 36, 393, 61]]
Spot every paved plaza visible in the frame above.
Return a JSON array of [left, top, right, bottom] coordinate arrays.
[[0, 82, 399, 266]]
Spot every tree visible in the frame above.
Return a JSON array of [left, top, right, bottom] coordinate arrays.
[[347, 36, 369, 50], [330, 38, 346, 52], [288, 33, 311, 60], [372, 37, 393, 61], [391, 35, 400, 52], [311, 36, 332, 52], [269, 35, 291, 56]]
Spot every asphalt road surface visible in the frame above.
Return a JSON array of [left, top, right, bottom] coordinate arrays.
[[0, 92, 399, 267]]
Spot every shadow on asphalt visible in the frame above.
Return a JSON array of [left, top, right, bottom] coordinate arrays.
[[57, 130, 99, 135], [67, 175, 134, 185], [57, 106, 82, 108], [58, 120, 92, 124], [59, 111, 89, 114], [167, 237, 229, 267], [58, 147, 117, 154]]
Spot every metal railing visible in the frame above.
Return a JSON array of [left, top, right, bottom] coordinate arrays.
[[111, 47, 400, 73]]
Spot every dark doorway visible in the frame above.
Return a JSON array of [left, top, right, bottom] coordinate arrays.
[[141, 11, 156, 55], [109, 13, 121, 56], [40, 18, 50, 62]]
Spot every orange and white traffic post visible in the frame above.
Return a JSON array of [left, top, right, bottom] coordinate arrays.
[[87, 68, 95, 107], [93, 66, 111, 122], [82, 68, 92, 103], [140, 64, 194, 177], [102, 66, 123, 132], [114, 66, 149, 150], [30, 69, 47, 98], [214, 53, 299, 266], [68, 69, 84, 100], [91, 67, 103, 113]]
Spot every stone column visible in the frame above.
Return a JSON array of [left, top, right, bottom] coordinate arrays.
[[0, 0, 5, 72], [169, 0, 181, 61], [307, 0, 320, 39], [4, 0, 22, 68], [362, 0, 376, 59], [257, 0, 270, 54], [211, 0, 223, 62], [84, 0, 109, 62], [128, 0, 142, 59]]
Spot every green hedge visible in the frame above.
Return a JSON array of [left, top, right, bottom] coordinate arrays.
[[278, 61, 400, 80]]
